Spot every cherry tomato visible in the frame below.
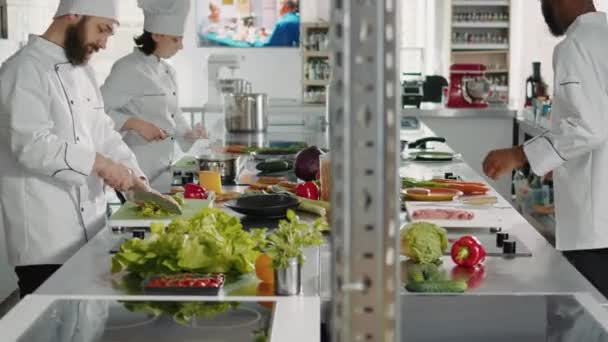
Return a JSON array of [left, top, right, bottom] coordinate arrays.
[[192, 280, 207, 287]]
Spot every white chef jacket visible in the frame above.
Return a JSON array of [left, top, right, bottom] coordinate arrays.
[[523, 12, 608, 251], [101, 48, 195, 193], [0, 35, 145, 266]]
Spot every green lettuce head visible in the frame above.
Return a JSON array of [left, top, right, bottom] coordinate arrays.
[[401, 222, 448, 264]]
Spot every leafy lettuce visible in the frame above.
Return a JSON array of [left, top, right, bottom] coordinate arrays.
[[112, 208, 267, 278]]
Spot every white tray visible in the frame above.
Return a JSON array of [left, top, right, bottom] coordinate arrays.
[[405, 202, 505, 229]]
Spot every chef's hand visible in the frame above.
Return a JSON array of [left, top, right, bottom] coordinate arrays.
[[185, 123, 208, 140], [131, 174, 150, 191], [94, 154, 134, 191], [482, 146, 527, 180], [124, 118, 166, 142]]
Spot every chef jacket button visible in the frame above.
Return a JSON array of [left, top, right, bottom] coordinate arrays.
[[87, 98, 91, 102], [171, 137, 175, 141], [172, 92, 176, 96], [70, 100, 74, 105], [76, 136, 80, 142], [171, 114, 175, 118], [81, 207, 84, 212]]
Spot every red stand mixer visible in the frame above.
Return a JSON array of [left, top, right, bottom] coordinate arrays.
[[446, 64, 491, 108]]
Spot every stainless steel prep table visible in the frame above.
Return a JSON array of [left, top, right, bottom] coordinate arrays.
[[36, 117, 606, 310]]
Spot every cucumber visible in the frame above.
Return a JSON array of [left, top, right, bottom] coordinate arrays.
[[406, 263, 445, 283], [297, 201, 327, 217], [298, 197, 330, 211], [405, 280, 467, 293], [256, 160, 290, 172]]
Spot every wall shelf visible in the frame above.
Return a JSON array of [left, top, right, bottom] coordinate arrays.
[[451, 0, 511, 105], [452, 21, 509, 28], [303, 51, 330, 58], [453, 0, 509, 6], [301, 22, 331, 105], [452, 43, 509, 50], [486, 69, 509, 73]]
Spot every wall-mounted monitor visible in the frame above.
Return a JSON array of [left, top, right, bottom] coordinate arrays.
[[196, 0, 301, 48]]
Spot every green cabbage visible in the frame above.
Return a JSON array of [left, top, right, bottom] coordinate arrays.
[[401, 222, 448, 264]]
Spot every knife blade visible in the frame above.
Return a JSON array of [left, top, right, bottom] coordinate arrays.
[[130, 187, 183, 215]]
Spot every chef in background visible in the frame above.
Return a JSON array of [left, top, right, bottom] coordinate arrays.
[[482, 0, 608, 297], [102, 0, 207, 194], [0, 0, 148, 297]]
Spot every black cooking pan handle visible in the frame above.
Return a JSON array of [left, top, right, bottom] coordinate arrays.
[[408, 137, 446, 149]]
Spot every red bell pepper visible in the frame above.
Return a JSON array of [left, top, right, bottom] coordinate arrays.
[[295, 181, 320, 200], [451, 264, 486, 289], [451, 235, 486, 267], [184, 183, 208, 199]]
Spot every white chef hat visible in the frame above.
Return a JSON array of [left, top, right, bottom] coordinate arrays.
[[138, 0, 191, 36], [55, 0, 120, 23]]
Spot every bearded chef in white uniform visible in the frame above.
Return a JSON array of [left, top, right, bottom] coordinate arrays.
[[483, 0, 608, 297], [101, 0, 207, 194], [0, 0, 149, 297]]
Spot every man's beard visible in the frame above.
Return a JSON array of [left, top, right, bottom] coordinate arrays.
[[542, 1, 566, 36], [64, 18, 99, 65]]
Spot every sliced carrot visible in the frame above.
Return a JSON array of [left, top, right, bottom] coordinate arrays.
[[225, 145, 246, 154], [445, 184, 489, 195], [431, 179, 487, 187]]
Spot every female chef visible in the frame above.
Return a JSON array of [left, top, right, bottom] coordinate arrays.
[[101, 0, 206, 193]]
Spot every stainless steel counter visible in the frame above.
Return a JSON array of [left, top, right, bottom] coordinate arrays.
[[36, 120, 606, 307], [404, 106, 518, 119]]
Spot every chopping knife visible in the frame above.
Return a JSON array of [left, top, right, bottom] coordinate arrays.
[[128, 186, 183, 215], [124, 171, 182, 215]]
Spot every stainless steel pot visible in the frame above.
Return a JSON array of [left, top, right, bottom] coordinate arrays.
[[197, 154, 240, 185], [218, 78, 251, 95], [224, 93, 268, 133], [225, 132, 267, 150]]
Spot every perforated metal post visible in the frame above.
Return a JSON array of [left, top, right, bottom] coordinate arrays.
[[329, 0, 401, 341]]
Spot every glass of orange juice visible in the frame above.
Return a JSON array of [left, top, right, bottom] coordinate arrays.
[[199, 171, 223, 194]]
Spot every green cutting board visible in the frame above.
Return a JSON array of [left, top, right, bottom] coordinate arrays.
[[109, 199, 214, 227]]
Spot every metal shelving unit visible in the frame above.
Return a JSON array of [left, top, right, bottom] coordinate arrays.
[[330, 0, 400, 340]]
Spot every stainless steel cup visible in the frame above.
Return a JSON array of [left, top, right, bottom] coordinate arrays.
[[274, 258, 302, 296]]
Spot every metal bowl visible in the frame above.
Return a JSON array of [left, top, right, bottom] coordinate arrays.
[[464, 77, 491, 102]]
